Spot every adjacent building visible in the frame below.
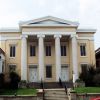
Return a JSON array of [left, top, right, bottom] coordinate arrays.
[[0, 16, 96, 83], [95, 48, 100, 68]]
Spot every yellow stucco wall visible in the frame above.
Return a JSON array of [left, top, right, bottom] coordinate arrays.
[[0, 28, 96, 82]]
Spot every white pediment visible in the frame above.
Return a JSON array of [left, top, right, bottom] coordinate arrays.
[[28, 19, 69, 25], [19, 16, 79, 27]]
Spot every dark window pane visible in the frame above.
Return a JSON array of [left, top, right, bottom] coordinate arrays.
[[80, 45, 86, 56], [61, 45, 66, 56], [46, 66, 52, 78], [30, 45, 36, 56], [46, 46, 51, 56], [64, 46, 66, 56], [61, 46, 63, 56], [10, 46, 15, 57], [13, 46, 15, 57], [10, 46, 12, 57]]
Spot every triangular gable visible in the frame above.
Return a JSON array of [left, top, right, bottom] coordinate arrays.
[[19, 16, 79, 27]]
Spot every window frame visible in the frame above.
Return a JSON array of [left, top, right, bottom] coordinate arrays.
[[80, 63, 88, 73], [61, 45, 67, 56], [46, 65, 52, 78], [10, 45, 16, 58], [9, 64, 16, 72], [45, 45, 51, 56], [30, 45, 36, 57], [80, 43, 86, 57]]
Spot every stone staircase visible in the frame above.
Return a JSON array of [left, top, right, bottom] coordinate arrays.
[[44, 89, 68, 100]]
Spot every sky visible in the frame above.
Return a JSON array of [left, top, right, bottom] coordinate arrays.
[[0, 0, 100, 49]]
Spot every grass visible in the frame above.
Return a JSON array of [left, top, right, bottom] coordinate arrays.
[[0, 88, 37, 95], [74, 87, 100, 93]]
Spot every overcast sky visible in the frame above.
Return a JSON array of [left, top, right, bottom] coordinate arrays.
[[0, 0, 100, 49]]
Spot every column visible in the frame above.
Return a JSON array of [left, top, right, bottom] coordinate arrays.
[[71, 34, 78, 83], [54, 34, 62, 81], [21, 35, 28, 81], [37, 34, 45, 81]]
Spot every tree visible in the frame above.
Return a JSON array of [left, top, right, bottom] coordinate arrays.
[[79, 65, 96, 86]]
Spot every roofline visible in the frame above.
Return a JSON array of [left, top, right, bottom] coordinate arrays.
[[77, 29, 96, 33], [21, 24, 78, 28], [95, 48, 100, 55], [19, 16, 79, 27], [0, 28, 20, 32]]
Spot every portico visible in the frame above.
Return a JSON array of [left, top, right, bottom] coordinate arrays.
[[21, 33, 78, 83]]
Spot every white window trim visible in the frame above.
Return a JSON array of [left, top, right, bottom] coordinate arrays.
[[9, 45, 16, 58], [80, 43, 87, 57], [29, 45, 36, 57]]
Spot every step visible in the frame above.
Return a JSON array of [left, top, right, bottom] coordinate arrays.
[[45, 96, 68, 100], [45, 94, 68, 98], [45, 91, 67, 95]]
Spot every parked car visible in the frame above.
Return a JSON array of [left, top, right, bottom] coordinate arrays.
[[90, 97, 100, 100]]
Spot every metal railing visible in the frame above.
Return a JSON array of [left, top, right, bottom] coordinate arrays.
[[59, 77, 67, 94], [41, 79, 45, 100], [64, 83, 67, 94], [59, 77, 63, 87]]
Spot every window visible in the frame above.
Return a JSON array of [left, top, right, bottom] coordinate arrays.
[[80, 44, 86, 56], [46, 46, 51, 56], [61, 45, 66, 56], [10, 45, 16, 57], [30, 45, 36, 56], [46, 65, 52, 78], [81, 64, 88, 72], [9, 65, 16, 72]]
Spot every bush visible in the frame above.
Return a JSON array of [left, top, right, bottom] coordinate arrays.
[[0, 73, 4, 89], [93, 74, 100, 86], [18, 80, 28, 88], [79, 65, 96, 86], [9, 72, 20, 89]]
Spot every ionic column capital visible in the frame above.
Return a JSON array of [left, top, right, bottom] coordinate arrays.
[[70, 34, 78, 38], [37, 34, 45, 38], [54, 34, 62, 38], [20, 35, 28, 39]]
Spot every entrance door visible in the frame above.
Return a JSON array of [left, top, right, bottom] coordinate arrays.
[[29, 66, 38, 82], [61, 66, 69, 81]]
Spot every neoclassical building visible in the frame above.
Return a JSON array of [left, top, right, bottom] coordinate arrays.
[[0, 16, 96, 83]]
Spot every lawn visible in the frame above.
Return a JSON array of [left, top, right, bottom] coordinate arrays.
[[0, 88, 37, 95], [74, 87, 100, 93]]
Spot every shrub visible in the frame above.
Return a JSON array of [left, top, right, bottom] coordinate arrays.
[[93, 74, 100, 86], [18, 80, 28, 88], [9, 72, 20, 89], [79, 65, 96, 86], [0, 73, 4, 89]]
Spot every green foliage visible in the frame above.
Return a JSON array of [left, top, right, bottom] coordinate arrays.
[[75, 79, 84, 83], [79, 65, 96, 86], [0, 88, 37, 95], [79, 64, 100, 87], [0, 73, 4, 89], [9, 72, 21, 89], [74, 87, 100, 93], [0, 72, 20, 90]]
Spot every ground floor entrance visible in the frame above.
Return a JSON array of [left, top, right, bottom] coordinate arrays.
[[61, 65, 69, 81], [28, 65, 69, 82], [29, 65, 38, 82]]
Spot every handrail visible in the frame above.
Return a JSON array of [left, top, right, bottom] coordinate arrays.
[[59, 78, 67, 94], [41, 79, 45, 100], [59, 77, 62, 87], [64, 83, 67, 94]]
